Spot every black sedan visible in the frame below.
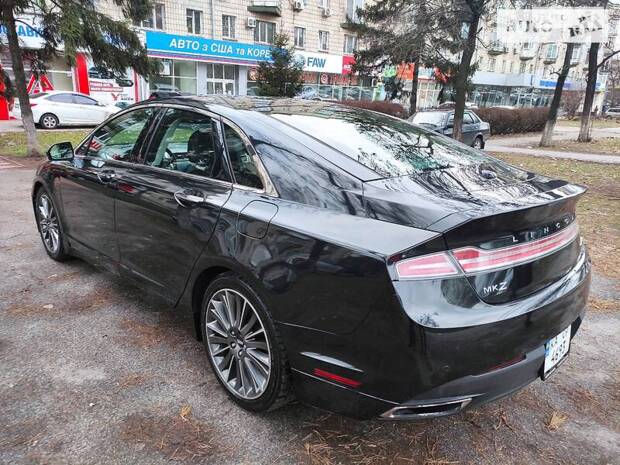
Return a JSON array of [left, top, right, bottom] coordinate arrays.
[[34, 97, 590, 419], [410, 109, 491, 149]]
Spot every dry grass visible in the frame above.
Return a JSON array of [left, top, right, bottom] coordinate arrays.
[[537, 137, 620, 155], [0, 130, 89, 157], [6, 285, 121, 316], [588, 297, 619, 312], [493, 154, 620, 282], [558, 118, 620, 129], [120, 409, 221, 461]]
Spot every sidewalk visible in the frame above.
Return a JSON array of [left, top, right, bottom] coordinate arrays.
[[486, 125, 620, 164]]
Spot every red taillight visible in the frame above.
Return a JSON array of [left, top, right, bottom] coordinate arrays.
[[452, 222, 579, 274], [312, 368, 362, 388], [395, 252, 459, 279], [30, 103, 37, 107], [393, 222, 579, 279]]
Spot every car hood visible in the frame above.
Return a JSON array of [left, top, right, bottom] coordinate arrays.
[[362, 160, 583, 232]]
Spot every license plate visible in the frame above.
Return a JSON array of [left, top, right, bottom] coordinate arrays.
[[543, 326, 571, 379]]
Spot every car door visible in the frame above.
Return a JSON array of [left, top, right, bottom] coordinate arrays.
[[461, 111, 479, 145], [46, 93, 80, 124], [115, 106, 233, 302], [59, 106, 158, 270], [72, 94, 108, 124]]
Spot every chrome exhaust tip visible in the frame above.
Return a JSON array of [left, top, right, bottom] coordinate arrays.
[[380, 396, 473, 420]]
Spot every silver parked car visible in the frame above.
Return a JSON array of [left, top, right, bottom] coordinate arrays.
[[409, 109, 491, 149]]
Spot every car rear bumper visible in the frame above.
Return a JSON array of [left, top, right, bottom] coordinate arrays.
[[292, 314, 583, 420], [286, 247, 591, 419]]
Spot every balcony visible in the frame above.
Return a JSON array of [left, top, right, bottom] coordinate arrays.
[[247, 0, 282, 16], [520, 47, 536, 60], [543, 54, 558, 64], [341, 15, 359, 30], [488, 41, 507, 55]]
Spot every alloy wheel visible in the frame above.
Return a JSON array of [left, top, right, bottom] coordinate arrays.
[[473, 138, 483, 149], [41, 114, 57, 129], [205, 288, 271, 400], [38, 194, 60, 254]]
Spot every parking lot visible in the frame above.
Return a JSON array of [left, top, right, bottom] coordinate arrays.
[[1, 164, 619, 465]]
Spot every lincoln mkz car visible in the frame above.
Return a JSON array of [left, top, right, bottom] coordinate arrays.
[[33, 97, 590, 419]]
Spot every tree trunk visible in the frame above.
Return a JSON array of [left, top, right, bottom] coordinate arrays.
[[578, 42, 599, 142], [409, 60, 419, 117], [452, 13, 480, 142], [1, 4, 39, 156], [540, 43, 575, 147]]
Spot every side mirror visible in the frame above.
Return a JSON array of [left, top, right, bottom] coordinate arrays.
[[47, 142, 74, 161]]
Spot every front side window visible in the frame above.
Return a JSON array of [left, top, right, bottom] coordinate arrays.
[[343, 34, 356, 54], [222, 15, 236, 39], [255, 21, 276, 44], [224, 124, 263, 189], [294, 27, 306, 48], [145, 109, 229, 181], [87, 108, 155, 161], [47, 93, 74, 104], [319, 31, 329, 51], [186, 9, 202, 34]]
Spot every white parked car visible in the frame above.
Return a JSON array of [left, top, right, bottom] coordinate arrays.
[[12, 91, 120, 129]]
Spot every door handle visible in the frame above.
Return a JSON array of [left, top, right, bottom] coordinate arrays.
[[97, 170, 117, 183], [174, 189, 206, 207]]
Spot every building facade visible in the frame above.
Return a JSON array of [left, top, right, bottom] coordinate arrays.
[[469, 18, 610, 110], [96, 0, 366, 100]]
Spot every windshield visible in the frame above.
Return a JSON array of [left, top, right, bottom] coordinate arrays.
[[411, 112, 446, 126], [270, 106, 489, 178]]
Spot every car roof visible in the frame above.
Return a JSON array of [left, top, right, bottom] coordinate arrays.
[[130, 96, 385, 180]]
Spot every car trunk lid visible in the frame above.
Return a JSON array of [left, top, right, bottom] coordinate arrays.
[[363, 162, 586, 304]]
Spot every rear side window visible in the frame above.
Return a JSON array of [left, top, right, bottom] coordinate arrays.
[[87, 107, 155, 161], [271, 108, 490, 178], [224, 124, 263, 190], [144, 108, 230, 181], [463, 113, 475, 124], [72, 94, 98, 105]]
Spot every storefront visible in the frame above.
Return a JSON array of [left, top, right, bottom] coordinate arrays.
[[144, 30, 363, 99]]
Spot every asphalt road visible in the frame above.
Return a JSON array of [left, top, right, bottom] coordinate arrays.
[[1, 165, 619, 465]]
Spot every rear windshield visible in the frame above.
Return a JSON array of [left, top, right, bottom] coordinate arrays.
[[270, 107, 489, 178], [411, 111, 447, 126]]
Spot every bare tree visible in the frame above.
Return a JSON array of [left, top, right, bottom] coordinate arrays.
[[578, 4, 620, 141], [540, 42, 576, 146]]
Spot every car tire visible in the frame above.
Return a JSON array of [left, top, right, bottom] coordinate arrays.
[[34, 188, 71, 261], [201, 272, 291, 412], [40, 113, 59, 129], [472, 136, 484, 149]]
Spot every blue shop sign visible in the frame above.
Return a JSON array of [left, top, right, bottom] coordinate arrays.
[[537, 79, 572, 90], [145, 31, 272, 65]]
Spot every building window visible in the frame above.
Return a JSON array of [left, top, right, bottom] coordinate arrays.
[[509, 61, 514, 73], [529, 64, 534, 73], [488, 58, 495, 72], [318, 30, 329, 52], [136, 3, 165, 30], [343, 34, 357, 54], [571, 45, 581, 62], [546, 44, 558, 59], [520, 62, 526, 73], [501, 60, 506, 73], [294, 27, 306, 48], [346, 0, 364, 22], [186, 9, 202, 34], [255, 21, 276, 44], [222, 15, 236, 39]]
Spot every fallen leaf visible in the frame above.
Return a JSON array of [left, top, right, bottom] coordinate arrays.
[[546, 411, 567, 430], [180, 404, 192, 420]]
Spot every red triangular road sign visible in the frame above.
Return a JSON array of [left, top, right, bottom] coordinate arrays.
[[27, 74, 54, 94]]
